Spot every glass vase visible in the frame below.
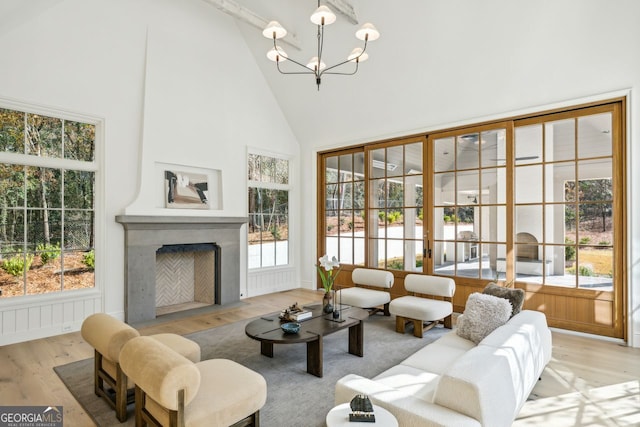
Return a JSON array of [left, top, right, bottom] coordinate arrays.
[[322, 290, 334, 313]]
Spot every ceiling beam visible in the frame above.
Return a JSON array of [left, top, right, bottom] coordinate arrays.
[[326, 0, 359, 25], [201, 0, 301, 50]]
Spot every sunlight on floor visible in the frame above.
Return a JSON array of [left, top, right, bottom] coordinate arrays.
[[515, 381, 640, 426]]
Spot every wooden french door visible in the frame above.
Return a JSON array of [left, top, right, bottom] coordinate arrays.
[[427, 101, 626, 338], [318, 98, 626, 339]]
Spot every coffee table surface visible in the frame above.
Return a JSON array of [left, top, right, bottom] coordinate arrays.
[[245, 304, 369, 377], [245, 304, 368, 343]]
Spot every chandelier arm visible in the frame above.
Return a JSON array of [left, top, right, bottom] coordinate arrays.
[[319, 38, 368, 76], [272, 37, 320, 75], [322, 63, 359, 76], [276, 59, 315, 75]]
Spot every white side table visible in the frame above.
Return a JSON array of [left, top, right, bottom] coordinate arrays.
[[326, 402, 398, 427]]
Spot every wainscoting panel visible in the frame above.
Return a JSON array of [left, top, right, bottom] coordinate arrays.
[[0, 292, 102, 346], [247, 267, 297, 297]]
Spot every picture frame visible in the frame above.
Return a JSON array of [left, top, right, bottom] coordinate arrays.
[[164, 170, 210, 209]]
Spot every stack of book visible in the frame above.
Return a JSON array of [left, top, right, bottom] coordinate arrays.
[[288, 309, 312, 321]]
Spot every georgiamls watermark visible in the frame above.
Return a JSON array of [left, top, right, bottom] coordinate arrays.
[[0, 406, 63, 427]]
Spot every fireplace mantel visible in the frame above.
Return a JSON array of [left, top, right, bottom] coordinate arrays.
[[116, 215, 247, 323], [116, 215, 248, 228]]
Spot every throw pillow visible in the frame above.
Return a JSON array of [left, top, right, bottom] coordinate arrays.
[[483, 282, 525, 318], [456, 293, 512, 344]]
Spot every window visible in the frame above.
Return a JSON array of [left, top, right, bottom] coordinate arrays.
[[247, 153, 289, 268], [0, 107, 96, 298]]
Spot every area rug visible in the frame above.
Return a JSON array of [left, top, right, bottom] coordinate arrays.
[[55, 314, 449, 427]]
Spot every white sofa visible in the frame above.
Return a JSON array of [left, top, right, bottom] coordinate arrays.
[[335, 310, 552, 427]]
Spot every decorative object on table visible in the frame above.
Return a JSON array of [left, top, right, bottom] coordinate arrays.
[[349, 394, 375, 422], [317, 254, 341, 313], [279, 302, 312, 322], [280, 322, 301, 334], [331, 285, 346, 323]]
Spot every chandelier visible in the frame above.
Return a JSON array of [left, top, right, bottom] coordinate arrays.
[[262, 1, 380, 90]]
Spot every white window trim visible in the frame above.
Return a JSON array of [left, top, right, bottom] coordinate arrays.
[[0, 96, 104, 306], [247, 148, 293, 270]]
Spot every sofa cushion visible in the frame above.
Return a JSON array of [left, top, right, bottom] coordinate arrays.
[[335, 374, 482, 427], [482, 282, 525, 318], [399, 331, 475, 375], [480, 310, 553, 370], [456, 293, 512, 344], [389, 295, 452, 321], [434, 345, 522, 427], [374, 364, 441, 402], [338, 287, 390, 309]]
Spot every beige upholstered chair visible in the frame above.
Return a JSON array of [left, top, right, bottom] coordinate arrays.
[[389, 274, 456, 338], [336, 268, 394, 315], [80, 313, 201, 422], [120, 336, 267, 427]]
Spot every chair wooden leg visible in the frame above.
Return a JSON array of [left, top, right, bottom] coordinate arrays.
[[135, 386, 145, 427], [115, 364, 128, 422], [229, 411, 260, 427], [383, 303, 390, 316], [395, 316, 406, 333], [413, 320, 424, 338], [94, 350, 102, 397], [444, 314, 453, 329]]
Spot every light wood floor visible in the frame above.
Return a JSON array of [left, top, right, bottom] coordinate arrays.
[[1, 288, 638, 427]]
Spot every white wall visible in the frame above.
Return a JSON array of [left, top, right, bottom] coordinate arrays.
[[0, 0, 299, 344]]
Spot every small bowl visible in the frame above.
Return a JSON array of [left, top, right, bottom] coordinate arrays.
[[281, 322, 301, 334]]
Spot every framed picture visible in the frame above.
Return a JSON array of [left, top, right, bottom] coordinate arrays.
[[164, 170, 210, 209]]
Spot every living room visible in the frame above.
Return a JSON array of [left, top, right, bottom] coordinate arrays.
[[0, 0, 639, 426]]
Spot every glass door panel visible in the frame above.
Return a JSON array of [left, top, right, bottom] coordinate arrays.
[[432, 127, 507, 280], [366, 139, 425, 271]]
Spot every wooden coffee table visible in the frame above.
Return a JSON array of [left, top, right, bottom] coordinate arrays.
[[245, 305, 369, 377]]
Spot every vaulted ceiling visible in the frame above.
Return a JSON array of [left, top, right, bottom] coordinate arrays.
[[203, 0, 638, 151]]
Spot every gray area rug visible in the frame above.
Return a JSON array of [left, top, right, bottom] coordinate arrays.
[[55, 314, 448, 427]]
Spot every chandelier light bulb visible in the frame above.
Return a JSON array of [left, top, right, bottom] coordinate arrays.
[[355, 23, 380, 41], [310, 5, 337, 26], [307, 57, 327, 71], [262, 21, 287, 39], [348, 47, 368, 63], [267, 46, 288, 62]]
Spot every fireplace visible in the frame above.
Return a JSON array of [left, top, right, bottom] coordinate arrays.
[[155, 243, 221, 315], [116, 215, 247, 323]]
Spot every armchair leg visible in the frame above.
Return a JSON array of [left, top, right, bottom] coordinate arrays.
[[94, 350, 102, 397], [229, 410, 260, 427], [413, 320, 424, 338], [115, 364, 128, 422], [395, 316, 406, 333], [444, 314, 453, 329]]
